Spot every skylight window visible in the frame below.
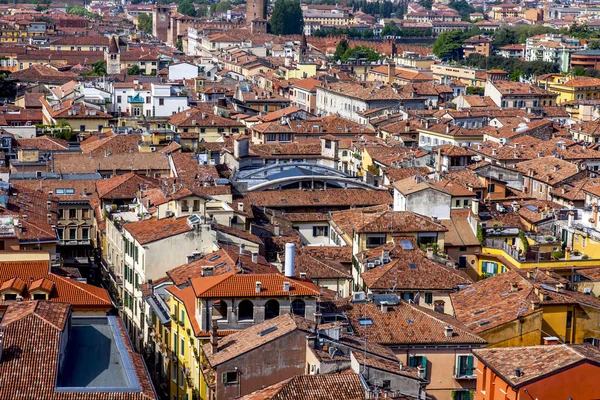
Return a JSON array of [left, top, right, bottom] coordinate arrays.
[[358, 318, 373, 326], [400, 240, 413, 250], [258, 326, 278, 336]]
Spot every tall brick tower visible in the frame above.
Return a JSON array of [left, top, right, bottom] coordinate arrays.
[[246, 0, 267, 32], [153, 4, 170, 43]]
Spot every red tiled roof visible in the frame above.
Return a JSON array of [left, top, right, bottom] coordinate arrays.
[[190, 273, 320, 298], [0, 261, 111, 311], [124, 217, 192, 245]]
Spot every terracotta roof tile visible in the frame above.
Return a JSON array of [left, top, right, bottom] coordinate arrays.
[[191, 273, 320, 298], [359, 237, 472, 290], [245, 189, 392, 209], [238, 373, 368, 400], [124, 217, 193, 245], [344, 301, 486, 345], [203, 313, 315, 366], [474, 344, 600, 388], [0, 261, 111, 311]]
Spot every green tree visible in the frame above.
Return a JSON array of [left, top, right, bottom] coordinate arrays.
[[66, 5, 100, 18], [381, 20, 400, 37], [127, 65, 141, 75], [138, 13, 152, 35], [178, 0, 197, 17], [90, 60, 106, 76], [419, 0, 433, 9], [269, 0, 304, 35], [432, 30, 465, 60], [492, 27, 519, 47], [448, 0, 474, 20], [196, 4, 209, 17], [573, 66, 586, 76], [176, 38, 183, 51], [589, 41, 600, 50], [333, 38, 349, 61], [0, 70, 16, 99], [215, 0, 231, 12], [341, 45, 381, 62], [34, 0, 51, 12]]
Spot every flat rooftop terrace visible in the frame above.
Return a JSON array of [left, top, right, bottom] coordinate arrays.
[[56, 316, 142, 393]]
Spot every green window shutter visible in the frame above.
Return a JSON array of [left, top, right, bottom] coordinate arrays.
[[408, 355, 416, 367], [135, 273, 139, 288], [466, 355, 474, 376], [421, 356, 427, 376]]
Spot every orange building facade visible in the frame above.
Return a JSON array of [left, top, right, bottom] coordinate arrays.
[[475, 350, 600, 400]]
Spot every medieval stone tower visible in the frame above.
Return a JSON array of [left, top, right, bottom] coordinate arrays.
[[105, 36, 120, 75], [246, 0, 267, 33], [153, 4, 170, 43]]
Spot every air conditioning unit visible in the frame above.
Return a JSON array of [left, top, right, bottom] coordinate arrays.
[[373, 259, 381, 266], [352, 291, 366, 303], [150, 146, 156, 152], [584, 287, 592, 294], [165, 210, 173, 217], [367, 262, 375, 269], [166, 135, 173, 140]]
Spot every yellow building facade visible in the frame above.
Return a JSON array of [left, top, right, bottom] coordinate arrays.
[[546, 77, 600, 105]]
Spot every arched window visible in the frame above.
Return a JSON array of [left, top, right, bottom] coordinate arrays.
[[212, 300, 227, 320], [264, 299, 280, 320], [238, 300, 254, 321], [291, 299, 306, 318]]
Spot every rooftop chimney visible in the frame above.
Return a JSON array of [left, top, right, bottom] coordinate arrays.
[[273, 223, 280, 236], [283, 281, 290, 292], [387, 62, 396, 85], [514, 367, 522, 377], [285, 243, 295, 278], [543, 336, 559, 345], [255, 281, 262, 293], [210, 319, 218, 354], [444, 326, 453, 338], [426, 247, 434, 259], [511, 282, 519, 292], [471, 199, 479, 216]]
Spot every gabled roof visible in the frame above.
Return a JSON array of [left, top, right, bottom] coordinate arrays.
[[203, 313, 315, 366], [0, 300, 69, 331], [167, 244, 276, 286], [344, 301, 486, 345], [0, 260, 111, 310], [124, 217, 193, 245], [451, 270, 600, 333], [96, 172, 157, 200], [330, 206, 447, 236], [359, 238, 472, 290]]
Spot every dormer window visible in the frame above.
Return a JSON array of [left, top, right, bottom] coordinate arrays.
[[3, 293, 16, 301], [33, 293, 47, 300]]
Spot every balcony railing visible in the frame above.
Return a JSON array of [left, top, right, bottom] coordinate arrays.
[[58, 239, 92, 246]]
